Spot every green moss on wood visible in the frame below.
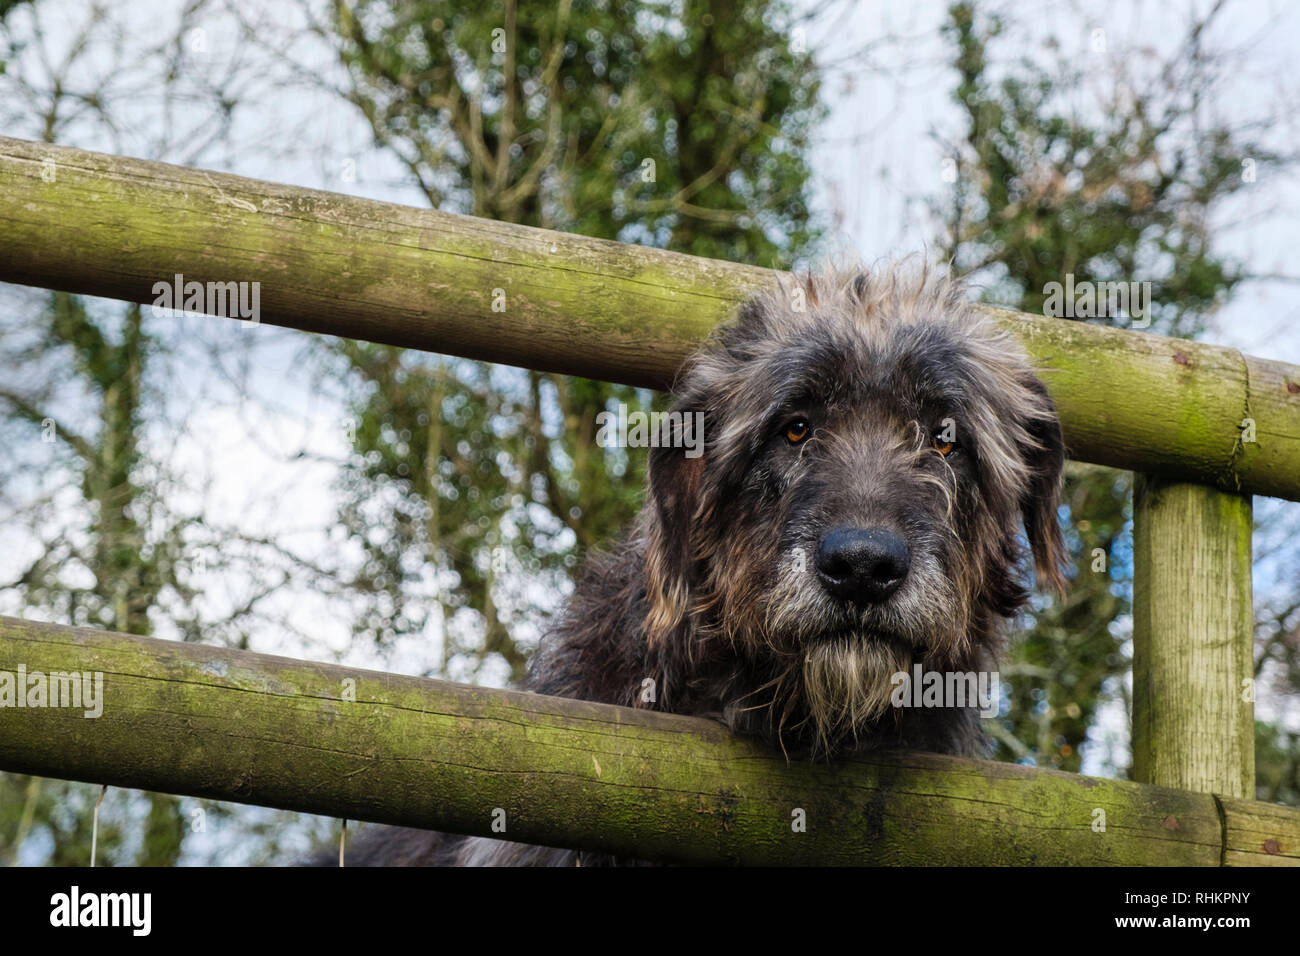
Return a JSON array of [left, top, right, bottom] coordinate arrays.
[[1132, 477, 1255, 798], [2, 616, 1296, 865], [1, 137, 1298, 500]]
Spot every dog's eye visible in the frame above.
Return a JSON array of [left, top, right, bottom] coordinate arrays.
[[931, 430, 956, 457], [784, 418, 811, 445]]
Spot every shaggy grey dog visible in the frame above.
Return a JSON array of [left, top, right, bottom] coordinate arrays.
[[331, 264, 1066, 866]]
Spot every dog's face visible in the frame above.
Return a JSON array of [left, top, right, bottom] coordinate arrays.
[[645, 268, 1066, 749]]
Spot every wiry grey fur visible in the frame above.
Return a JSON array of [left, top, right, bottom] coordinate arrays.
[[323, 262, 1067, 867]]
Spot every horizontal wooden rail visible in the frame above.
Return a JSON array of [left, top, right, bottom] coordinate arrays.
[[0, 137, 1297, 500], [0, 615, 1295, 865]]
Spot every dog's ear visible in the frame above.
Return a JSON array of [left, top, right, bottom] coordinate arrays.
[[1019, 376, 1068, 597], [644, 410, 706, 647]]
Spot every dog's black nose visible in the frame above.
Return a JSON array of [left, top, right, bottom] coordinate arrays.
[[815, 527, 910, 603]]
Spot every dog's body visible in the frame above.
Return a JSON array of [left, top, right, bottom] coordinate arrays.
[[330, 264, 1067, 866]]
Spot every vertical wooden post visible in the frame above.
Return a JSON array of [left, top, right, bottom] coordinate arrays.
[[1132, 475, 1254, 798]]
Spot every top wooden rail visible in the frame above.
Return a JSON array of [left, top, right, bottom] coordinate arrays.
[[0, 136, 1297, 500]]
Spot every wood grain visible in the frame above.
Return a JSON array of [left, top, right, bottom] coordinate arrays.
[[1132, 477, 1255, 798], [1, 136, 1297, 500], [4, 615, 1295, 865]]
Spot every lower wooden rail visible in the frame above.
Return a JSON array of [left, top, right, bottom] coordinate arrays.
[[0, 616, 1294, 865]]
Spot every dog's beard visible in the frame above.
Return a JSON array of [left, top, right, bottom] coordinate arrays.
[[800, 634, 913, 750]]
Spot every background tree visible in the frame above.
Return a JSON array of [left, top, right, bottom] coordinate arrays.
[[0, 0, 338, 864], [936, 1, 1295, 788], [315, 0, 822, 682], [0, 0, 824, 865]]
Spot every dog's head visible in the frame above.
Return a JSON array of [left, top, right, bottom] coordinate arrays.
[[644, 264, 1066, 750]]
